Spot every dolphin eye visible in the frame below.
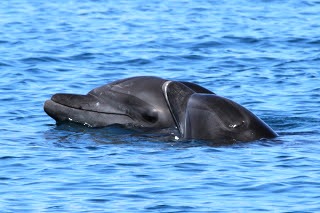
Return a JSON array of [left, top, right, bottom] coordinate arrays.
[[229, 121, 245, 129], [142, 110, 158, 123]]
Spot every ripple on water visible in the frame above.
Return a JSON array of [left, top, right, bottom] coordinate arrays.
[[1, 0, 320, 212]]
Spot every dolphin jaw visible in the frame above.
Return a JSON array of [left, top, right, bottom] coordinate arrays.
[[44, 96, 134, 127]]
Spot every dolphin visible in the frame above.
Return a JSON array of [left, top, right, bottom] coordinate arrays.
[[44, 76, 277, 143], [162, 81, 278, 142]]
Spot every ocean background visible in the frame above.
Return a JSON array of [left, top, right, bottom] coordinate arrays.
[[1, 0, 320, 212]]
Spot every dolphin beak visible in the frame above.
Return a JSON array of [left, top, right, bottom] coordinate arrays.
[[44, 93, 133, 127], [44, 93, 99, 126], [51, 93, 98, 110]]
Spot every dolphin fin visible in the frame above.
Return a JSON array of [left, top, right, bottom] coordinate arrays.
[[162, 81, 195, 137]]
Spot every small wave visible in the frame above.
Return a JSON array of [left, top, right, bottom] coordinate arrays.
[[20, 56, 60, 64], [222, 35, 261, 44], [66, 52, 105, 61], [0, 40, 9, 44], [286, 37, 309, 43], [0, 156, 20, 160], [181, 54, 207, 60], [0, 61, 11, 67], [192, 40, 224, 50], [153, 54, 207, 62], [309, 39, 320, 44], [111, 58, 152, 65]]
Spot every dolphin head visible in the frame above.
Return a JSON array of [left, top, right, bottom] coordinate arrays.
[[162, 81, 278, 143], [44, 76, 175, 129], [184, 94, 278, 142]]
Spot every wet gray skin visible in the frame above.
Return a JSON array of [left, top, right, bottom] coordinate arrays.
[[44, 76, 277, 142], [162, 81, 278, 142], [44, 76, 175, 129]]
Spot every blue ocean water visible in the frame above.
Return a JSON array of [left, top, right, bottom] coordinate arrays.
[[1, 0, 320, 212]]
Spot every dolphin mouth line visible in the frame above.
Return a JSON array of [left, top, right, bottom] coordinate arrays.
[[47, 99, 133, 119]]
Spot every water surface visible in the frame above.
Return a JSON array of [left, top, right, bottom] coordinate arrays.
[[1, 0, 320, 212]]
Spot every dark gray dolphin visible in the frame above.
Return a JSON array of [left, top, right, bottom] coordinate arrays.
[[162, 81, 277, 142], [44, 76, 277, 142], [44, 76, 175, 129]]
